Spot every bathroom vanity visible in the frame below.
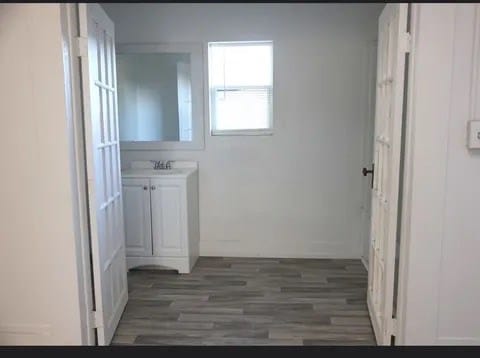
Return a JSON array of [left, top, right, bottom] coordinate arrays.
[[121, 161, 199, 273]]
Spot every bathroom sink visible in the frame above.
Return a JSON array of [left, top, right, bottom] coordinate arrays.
[[122, 168, 181, 175], [121, 167, 195, 178]]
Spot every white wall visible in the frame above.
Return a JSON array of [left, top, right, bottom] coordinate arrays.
[[0, 4, 86, 344], [397, 4, 480, 345], [103, 3, 383, 258]]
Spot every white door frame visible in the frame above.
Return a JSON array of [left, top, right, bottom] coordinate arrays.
[[394, 5, 416, 344], [389, 3, 452, 345], [57, 2, 420, 346], [394, 3, 445, 345], [59, 3, 96, 345]]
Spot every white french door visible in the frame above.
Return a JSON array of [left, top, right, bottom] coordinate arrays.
[[367, 4, 409, 345], [78, 3, 128, 345]]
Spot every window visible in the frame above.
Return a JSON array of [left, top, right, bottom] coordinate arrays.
[[208, 41, 273, 135]]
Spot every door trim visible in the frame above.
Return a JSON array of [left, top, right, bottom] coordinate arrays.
[[60, 3, 96, 345], [394, 3, 418, 345]]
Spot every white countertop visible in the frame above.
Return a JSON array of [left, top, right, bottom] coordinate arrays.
[[121, 167, 196, 179], [121, 160, 198, 179]]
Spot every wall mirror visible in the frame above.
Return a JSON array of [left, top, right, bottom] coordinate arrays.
[[116, 43, 205, 150]]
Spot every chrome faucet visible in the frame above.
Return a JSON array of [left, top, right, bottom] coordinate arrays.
[[151, 160, 163, 170], [151, 160, 173, 170]]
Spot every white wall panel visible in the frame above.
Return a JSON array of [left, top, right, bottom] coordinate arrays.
[[0, 4, 86, 344], [398, 4, 480, 345]]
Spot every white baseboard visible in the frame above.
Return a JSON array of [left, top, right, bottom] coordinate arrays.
[[436, 337, 480, 345], [199, 242, 362, 260], [0, 324, 51, 345]]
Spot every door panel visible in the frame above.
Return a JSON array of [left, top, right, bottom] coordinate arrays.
[[361, 41, 379, 266], [78, 3, 128, 345], [122, 178, 152, 257], [367, 3, 408, 345], [151, 181, 184, 257]]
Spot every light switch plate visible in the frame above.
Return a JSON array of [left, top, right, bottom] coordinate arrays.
[[467, 120, 480, 149]]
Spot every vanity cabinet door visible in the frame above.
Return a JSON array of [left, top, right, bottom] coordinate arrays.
[[150, 179, 185, 257], [122, 178, 152, 257]]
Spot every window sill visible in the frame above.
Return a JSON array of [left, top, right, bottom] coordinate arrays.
[[211, 129, 273, 136]]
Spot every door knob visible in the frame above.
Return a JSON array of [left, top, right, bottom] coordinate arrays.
[[143, 186, 148, 190], [151, 185, 156, 190], [362, 164, 374, 189], [362, 167, 373, 176]]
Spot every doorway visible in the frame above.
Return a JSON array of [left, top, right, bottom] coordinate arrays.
[[69, 1, 408, 342]]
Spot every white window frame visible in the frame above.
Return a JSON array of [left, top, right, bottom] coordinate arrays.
[[207, 41, 274, 136]]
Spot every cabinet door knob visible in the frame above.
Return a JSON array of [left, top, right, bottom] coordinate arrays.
[[151, 185, 156, 190], [143, 186, 148, 190]]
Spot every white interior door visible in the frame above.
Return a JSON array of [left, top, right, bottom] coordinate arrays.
[[78, 3, 128, 345], [361, 40, 379, 267], [367, 3, 408, 345]]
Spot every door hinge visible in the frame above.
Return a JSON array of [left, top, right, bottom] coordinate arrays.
[[90, 310, 103, 329], [401, 32, 411, 53], [390, 317, 398, 336], [74, 36, 88, 58]]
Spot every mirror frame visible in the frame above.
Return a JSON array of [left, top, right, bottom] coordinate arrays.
[[116, 42, 205, 151]]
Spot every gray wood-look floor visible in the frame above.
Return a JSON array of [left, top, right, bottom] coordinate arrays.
[[112, 257, 376, 346]]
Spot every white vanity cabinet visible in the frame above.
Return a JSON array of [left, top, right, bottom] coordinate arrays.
[[121, 164, 199, 273]]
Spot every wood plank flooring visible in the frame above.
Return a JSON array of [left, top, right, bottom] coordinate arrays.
[[112, 257, 376, 346]]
